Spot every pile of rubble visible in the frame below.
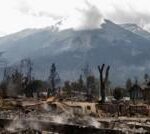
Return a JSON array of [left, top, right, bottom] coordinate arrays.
[[97, 101, 150, 117], [0, 98, 150, 133]]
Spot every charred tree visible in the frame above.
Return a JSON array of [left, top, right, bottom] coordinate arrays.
[[48, 63, 60, 97], [20, 58, 33, 97], [82, 64, 92, 99], [98, 64, 110, 103], [52, 64, 56, 92], [20, 58, 33, 82]]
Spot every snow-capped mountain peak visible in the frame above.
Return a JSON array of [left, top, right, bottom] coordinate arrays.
[[0, 20, 150, 84]]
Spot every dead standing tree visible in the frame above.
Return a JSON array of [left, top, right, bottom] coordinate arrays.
[[20, 58, 33, 97], [48, 63, 60, 97], [98, 64, 110, 103]]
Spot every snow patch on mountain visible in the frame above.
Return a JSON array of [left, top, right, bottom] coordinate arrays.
[[120, 23, 150, 40]]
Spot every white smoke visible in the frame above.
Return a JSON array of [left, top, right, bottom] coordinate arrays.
[[6, 117, 25, 132], [76, 1, 104, 30], [58, 1, 104, 31]]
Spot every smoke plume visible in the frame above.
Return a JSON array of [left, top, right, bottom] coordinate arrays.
[[58, 1, 104, 31], [77, 1, 104, 30]]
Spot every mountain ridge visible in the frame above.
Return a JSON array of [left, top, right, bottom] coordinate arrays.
[[0, 20, 150, 84], [120, 23, 150, 40]]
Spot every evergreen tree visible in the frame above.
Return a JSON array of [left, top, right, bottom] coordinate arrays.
[[63, 81, 71, 96], [86, 75, 96, 96], [126, 78, 132, 90], [78, 75, 85, 92], [113, 87, 123, 100], [144, 73, 149, 84], [48, 63, 60, 96]]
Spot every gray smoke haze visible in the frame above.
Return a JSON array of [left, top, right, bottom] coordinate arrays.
[[1, 0, 150, 35], [77, 1, 104, 30], [18, 0, 150, 31]]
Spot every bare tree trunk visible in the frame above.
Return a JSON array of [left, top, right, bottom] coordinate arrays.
[[98, 64, 110, 104]]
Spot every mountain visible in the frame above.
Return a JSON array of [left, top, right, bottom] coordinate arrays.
[[0, 20, 150, 84], [120, 23, 150, 40]]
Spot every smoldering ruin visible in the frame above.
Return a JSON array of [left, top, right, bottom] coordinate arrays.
[[1, 0, 150, 133], [0, 98, 150, 133]]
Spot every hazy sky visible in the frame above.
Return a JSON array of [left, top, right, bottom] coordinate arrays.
[[0, 0, 150, 36]]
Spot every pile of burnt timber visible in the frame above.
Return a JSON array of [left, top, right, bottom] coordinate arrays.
[[0, 119, 124, 134]]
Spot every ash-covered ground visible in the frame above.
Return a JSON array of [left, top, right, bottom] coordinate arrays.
[[0, 98, 149, 134]]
